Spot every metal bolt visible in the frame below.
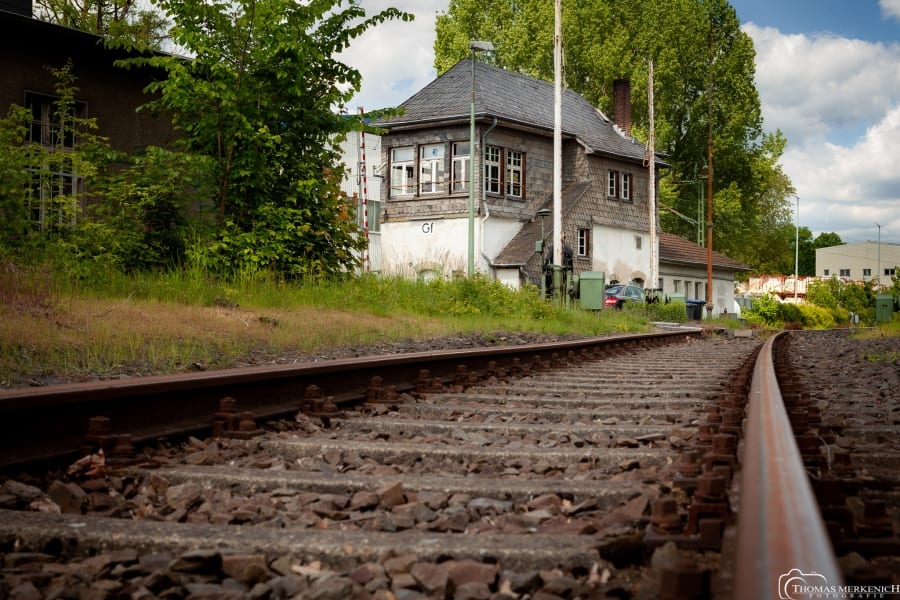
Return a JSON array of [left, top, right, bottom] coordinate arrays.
[[659, 560, 710, 600], [238, 412, 257, 432], [696, 472, 727, 501], [676, 451, 702, 478], [651, 497, 683, 533]]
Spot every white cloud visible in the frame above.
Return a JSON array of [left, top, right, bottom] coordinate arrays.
[[881, 0, 900, 20], [744, 23, 900, 243], [339, 0, 445, 111]]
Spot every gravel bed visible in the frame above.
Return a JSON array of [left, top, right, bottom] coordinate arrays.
[[3, 330, 896, 598]]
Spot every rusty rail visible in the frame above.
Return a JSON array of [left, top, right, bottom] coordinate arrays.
[[0, 330, 697, 470], [734, 332, 842, 599]]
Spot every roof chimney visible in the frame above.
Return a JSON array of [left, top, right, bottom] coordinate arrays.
[[612, 79, 631, 136]]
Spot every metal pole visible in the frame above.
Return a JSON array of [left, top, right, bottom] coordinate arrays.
[[552, 0, 562, 300], [876, 223, 881, 290], [468, 50, 476, 277], [647, 60, 657, 291], [794, 196, 799, 301], [466, 41, 494, 277], [706, 12, 714, 317]]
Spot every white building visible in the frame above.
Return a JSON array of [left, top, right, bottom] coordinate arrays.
[[816, 241, 900, 290]]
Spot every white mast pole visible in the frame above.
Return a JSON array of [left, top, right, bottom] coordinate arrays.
[[552, 0, 562, 275], [647, 61, 658, 290]]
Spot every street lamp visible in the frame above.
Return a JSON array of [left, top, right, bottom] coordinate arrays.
[[794, 195, 799, 301], [468, 40, 494, 277]]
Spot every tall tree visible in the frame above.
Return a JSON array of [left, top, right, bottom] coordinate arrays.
[[34, 0, 170, 48], [122, 0, 411, 278], [435, 0, 795, 272]]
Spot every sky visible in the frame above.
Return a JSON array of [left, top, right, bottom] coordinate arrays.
[[339, 0, 900, 246]]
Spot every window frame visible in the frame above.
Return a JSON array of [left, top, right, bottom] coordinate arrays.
[[451, 141, 470, 193], [577, 228, 590, 257], [607, 170, 619, 197], [418, 143, 446, 195], [389, 146, 416, 198], [621, 172, 632, 201], [25, 92, 86, 231], [505, 149, 524, 198], [484, 145, 502, 195]]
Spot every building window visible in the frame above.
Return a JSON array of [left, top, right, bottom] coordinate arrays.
[[839, 268, 850, 277], [27, 92, 83, 149], [451, 142, 469, 193], [418, 144, 445, 194], [577, 228, 590, 257], [357, 198, 382, 233], [635, 235, 642, 250], [25, 92, 86, 232], [621, 173, 632, 201], [506, 150, 523, 198], [886, 268, 896, 276], [483, 145, 526, 199], [674, 280, 682, 293], [863, 268, 871, 277], [390, 146, 415, 197], [823, 269, 830, 276], [484, 145, 502, 195], [607, 170, 618, 197]]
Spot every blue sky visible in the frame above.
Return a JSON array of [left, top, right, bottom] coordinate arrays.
[[340, 0, 900, 245]]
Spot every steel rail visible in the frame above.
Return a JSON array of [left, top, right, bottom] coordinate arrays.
[[734, 332, 842, 599], [0, 330, 697, 470]]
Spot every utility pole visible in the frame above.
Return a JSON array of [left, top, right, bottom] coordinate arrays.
[[647, 60, 658, 291], [551, 0, 562, 299], [706, 12, 714, 316], [876, 223, 881, 290]]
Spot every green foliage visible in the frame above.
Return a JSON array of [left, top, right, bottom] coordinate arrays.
[[806, 278, 876, 324], [744, 293, 780, 327], [75, 146, 205, 273], [0, 61, 110, 262], [34, 0, 170, 49], [0, 63, 208, 278], [0, 105, 38, 257], [120, 0, 411, 280], [743, 295, 838, 329], [621, 300, 688, 323]]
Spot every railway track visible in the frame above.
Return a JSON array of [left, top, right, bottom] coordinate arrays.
[[0, 329, 896, 599]]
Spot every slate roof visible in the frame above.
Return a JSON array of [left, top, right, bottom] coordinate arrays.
[[492, 181, 592, 266], [494, 197, 750, 272], [658, 232, 750, 271], [378, 59, 651, 164]]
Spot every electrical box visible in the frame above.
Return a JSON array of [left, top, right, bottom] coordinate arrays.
[[534, 240, 543, 253], [875, 294, 894, 324], [578, 271, 606, 310]]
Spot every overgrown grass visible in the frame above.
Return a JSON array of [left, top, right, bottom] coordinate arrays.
[[851, 314, 900, 340], [1, 266, 655, 386]]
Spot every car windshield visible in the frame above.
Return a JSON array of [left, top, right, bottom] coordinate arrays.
[[605, 285, 623, 294]]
